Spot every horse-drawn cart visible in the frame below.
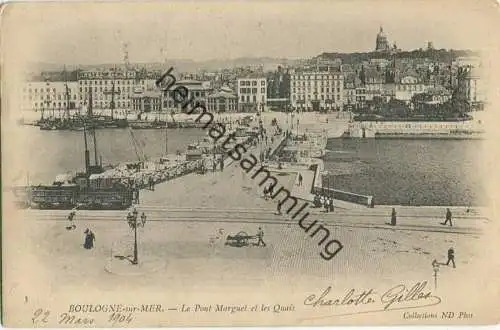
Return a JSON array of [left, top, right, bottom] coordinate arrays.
[[225, 231, 257, 247]]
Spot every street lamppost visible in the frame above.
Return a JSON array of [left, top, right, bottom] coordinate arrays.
[[127, 211, 145, 265]]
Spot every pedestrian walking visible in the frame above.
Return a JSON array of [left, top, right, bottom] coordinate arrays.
[[329, 197, 335, 212], [441, 208, 453, 227], [127, 212, 134, 228], [220, 158, 224, 172], [66, 211, 76, 230], [256, 227, 266, 247], [83, 228, 95, 250], [134, 188, 140, 204], [133, 207, 138, 219], [324, 198, 329, 213], [212, 159, 216, 172], [140, 212, 147, 227], [391, 208, 397, 226], [446, 247, 456, 268], [276, 202, 282, 215], [298, 173, 303, 186]]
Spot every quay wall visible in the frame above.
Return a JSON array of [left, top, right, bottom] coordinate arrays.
[[348, 120, 485, 138]]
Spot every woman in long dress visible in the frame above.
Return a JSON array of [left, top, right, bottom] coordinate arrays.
[[83, 229, 95, 249]]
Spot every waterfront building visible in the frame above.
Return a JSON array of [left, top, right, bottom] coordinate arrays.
[[394, 75, 428, 103], [375, 26, 390, 52], [457, 65, 485, 109], [267, 66, 291, 111], [163, 80, 211, 113], [412, 85, 452, 112], [237, 76, 267, 112], [290, 70, 344, 112], [363, 68, 384, 101], [355, 87, 367, 109], [21, 81, 80, 113], [343, 73, 358, 111], [207, 86, 238, 113], [77, 69, 141, 110], [130, 90, 163, 112]]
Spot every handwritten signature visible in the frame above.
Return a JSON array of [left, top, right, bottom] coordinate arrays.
[[304, 281, 441, 317]]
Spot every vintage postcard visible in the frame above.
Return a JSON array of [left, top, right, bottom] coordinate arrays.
[[1, 0, 500, 327]]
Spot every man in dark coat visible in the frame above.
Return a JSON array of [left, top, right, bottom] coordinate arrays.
[[83, 229, 95, 250], [441, 208, 453, 227], [66, 211, 76, 230], [391, 208, 397, 226], [329, 197, 335, 212], [256, 227, 266, 247], [446, 247, 456, 268]]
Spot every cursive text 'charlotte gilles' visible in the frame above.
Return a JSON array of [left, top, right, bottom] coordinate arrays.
[[304, 281, 441, 314]]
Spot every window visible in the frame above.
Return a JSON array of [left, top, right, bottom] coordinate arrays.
[[261, 81, 265, 86], [261, 88, 265, 93], [252, 88, 257, 94], [252, 81, 257, 86], [241, 96, 244, 102]]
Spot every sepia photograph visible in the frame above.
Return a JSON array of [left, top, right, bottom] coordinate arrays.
[[1, 0, 500, 327]]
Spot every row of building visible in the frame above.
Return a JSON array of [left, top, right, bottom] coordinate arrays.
[[21, 64, 483, 114], [20, 28, 485, 114]]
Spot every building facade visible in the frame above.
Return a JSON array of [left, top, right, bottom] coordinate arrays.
[[290, 71, 344, 111], [457, 65, 484, 108], [76, 69, 152, 111], [237, 77, 267, 112], [207, 87, 237, 113], [163, 80, 211, 113], [21, 81, 80, 113], [395, 75, 428, 102], [130, 91, 163, 112]]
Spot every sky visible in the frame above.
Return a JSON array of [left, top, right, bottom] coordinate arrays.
[[1, 0, 500, 66]]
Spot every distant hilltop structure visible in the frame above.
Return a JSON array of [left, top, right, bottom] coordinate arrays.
[[375, 26, 400, 53], [375, 26, 390, 52]]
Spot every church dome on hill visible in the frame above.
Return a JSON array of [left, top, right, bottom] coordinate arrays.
[[375, 26, 390, 52]]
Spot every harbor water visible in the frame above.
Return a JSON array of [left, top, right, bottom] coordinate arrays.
[[324, 138, 485, 206], [19, 126, 207, 185], [18, 126, 484, 206]]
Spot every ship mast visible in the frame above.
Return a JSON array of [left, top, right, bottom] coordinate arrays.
[[64, 66, 70, 120], [83, 122, 90, 180], [111, 66, 116, 120], [161, 46, 168, 155], [87, 91, 99, 167]]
